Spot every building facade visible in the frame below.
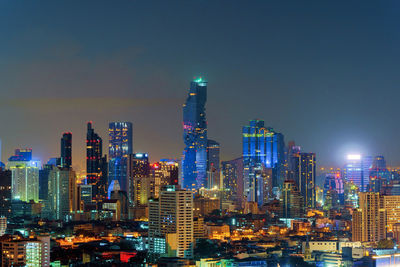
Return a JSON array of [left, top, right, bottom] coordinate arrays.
[[86, 122, 108, 199], [108, 122, 133, 193], [352, 192, 386, 242], [242, 120, 285, 205], [182, 78, 208, 191], [149, 185, 194, 258]]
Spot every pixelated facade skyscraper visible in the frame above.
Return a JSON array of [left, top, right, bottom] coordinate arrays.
[[108, 122, 133, 193], [182, 78, 207, 191]]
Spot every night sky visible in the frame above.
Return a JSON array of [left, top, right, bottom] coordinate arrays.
[[1, 1, 400, 170]]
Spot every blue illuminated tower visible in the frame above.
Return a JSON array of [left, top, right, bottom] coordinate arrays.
[[108, 122, 133, 193], [242, 120, 285, 206], [182, 78, 207, 190]]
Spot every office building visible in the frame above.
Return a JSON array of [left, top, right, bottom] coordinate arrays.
[[108, 122, 133, 193], [345, 155, 373, 192], [207, 139, 220, 189], [7, 149, 39, 203], [39, 164, 54, 201], [369, 156, 390, 193], [352, 192, 386, 242], [47, 167, 77, 221], [149, 185, 193, 258], [60, 132, 72, 168], [0, 167, 11, 217], [242, 120, 285, 206], [222, 158, 244, 205], [182, 78, 208, 191], [127, 153, 150, 206], [290, 152, 316, 209], [86, 122, 108, 199], [281, 180, 303, 218]]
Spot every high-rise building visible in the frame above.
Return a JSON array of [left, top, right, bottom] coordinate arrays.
[[222, 158, 244, 206], [281, 180, 303, 218], [0, 167, 11, 217], [369, 156, 390, 193], [352, 192, 386, 242], [345, 155, 373, 192], [60, 132, 72, 168], [127, 153, 150, 206], [290, 152, 316, 209], [39, 164, 53, 201], [243, 120, 285, 205], [207, 139, 220, 189], [157, 159, 179, 186], [149, 185, 193, 258], [108, 122, 133, 193], [7, 149, 39, 203], [86, 122, 108, 199], [182, 78, 208, 191], [47, 166, 77, 221], [383, 195, 400, 232]]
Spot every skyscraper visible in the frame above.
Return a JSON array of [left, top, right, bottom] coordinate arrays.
[[345, 155, 373, 192], [86, 122, 108, 199], [222, 158, 244, 205], [7, 149, 39, 203], [127, 153, 150, 206], [108, 122, 133, 193], [291, 152, 316, 209], [182, 78, 207, 191], [47, 166, 77, 221], [242, 120, 285, 205], [281, 180, 303, 218], [352, 192, 386, 242], [60, 132, 72, 168], [207, 139, 220, 189], [149, 185, 193, 258]]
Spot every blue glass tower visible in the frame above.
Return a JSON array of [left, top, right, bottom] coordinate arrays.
[[108, 122, 133, 193], [242, 120, 285, 206], [182, 78, 207, 190]]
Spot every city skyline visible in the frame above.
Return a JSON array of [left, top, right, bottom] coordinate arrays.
[[1, 2, 400, 169]]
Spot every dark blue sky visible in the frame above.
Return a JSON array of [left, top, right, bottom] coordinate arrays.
[[1, 1, 400, 170]]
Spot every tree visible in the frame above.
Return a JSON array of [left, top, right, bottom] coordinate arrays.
[[377, 239, 394, 249]]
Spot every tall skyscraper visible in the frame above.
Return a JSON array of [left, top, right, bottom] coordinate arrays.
[[182, 78, 208, 191], [222, 158, 244, 205], [86, 122, 108, 199], [207, 139, 220, 189], [127, 153, 150, 206], [345, 155, 373, 192], [7, 149, 39, 203], [39, 164, 53, 201], [60, 132, 72, 168], [281, 180, 303, 218], [242, 120, 285, 205], [47, 166, 77, 221], [108, 122, 133, 193], [352, 192, 386, 242], [291, 152, 316, 209], [149, 185, 193, 258]]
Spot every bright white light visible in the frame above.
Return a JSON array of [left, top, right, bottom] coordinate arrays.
[[347, 154, 361, 160]]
